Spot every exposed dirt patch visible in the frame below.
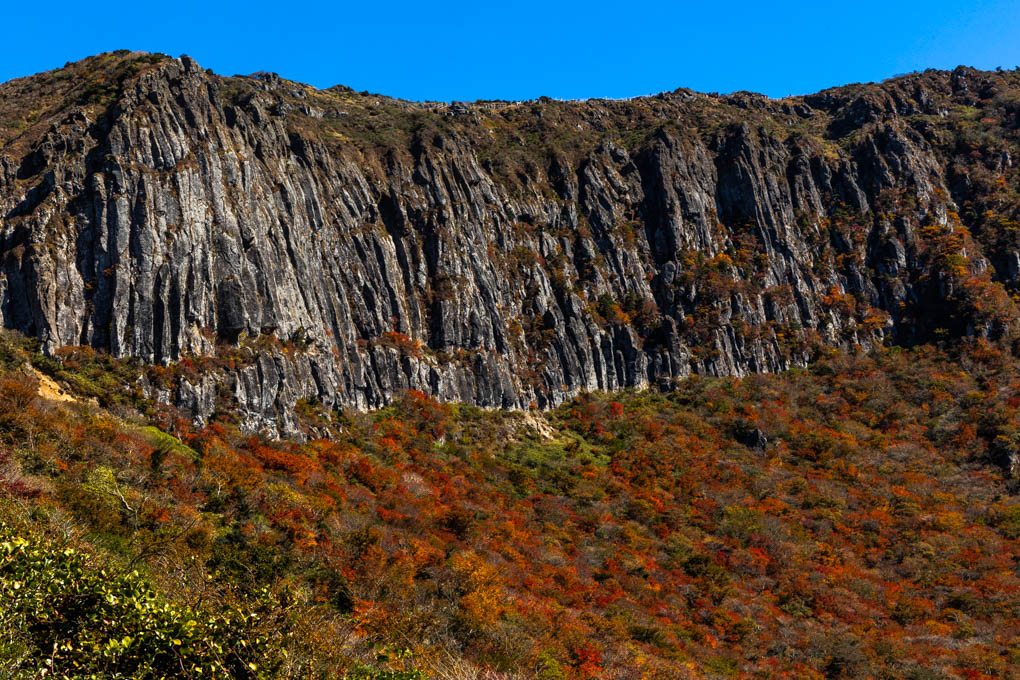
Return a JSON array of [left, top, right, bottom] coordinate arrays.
[[518, 411, 556, 439], [32, 368, 75, 403]]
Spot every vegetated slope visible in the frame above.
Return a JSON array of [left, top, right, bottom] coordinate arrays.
[[4, 52, 1020, 432], [2, 329, 1019, 679]]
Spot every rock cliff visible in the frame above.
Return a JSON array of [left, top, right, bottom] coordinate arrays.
[[3, 52, 1020, 432]]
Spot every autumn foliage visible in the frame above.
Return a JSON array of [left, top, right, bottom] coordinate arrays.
[[1, 332, 1020, 678]]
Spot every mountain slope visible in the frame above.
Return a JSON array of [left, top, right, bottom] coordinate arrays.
[[2, 330, 1020, 679], [3, 52, 1020, 432]]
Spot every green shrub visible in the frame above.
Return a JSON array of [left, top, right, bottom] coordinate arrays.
[[0, 524, 284, 679]]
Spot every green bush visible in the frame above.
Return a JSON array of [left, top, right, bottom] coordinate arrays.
[[0, 524, 284, 679]]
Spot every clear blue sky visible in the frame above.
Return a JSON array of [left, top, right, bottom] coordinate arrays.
[[3, 1, 1019, 102]]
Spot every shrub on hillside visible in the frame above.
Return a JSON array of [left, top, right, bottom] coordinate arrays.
[[0, 524, 284, 679]]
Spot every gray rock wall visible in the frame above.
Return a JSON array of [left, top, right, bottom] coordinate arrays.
[[1, 56, 1016, 433]]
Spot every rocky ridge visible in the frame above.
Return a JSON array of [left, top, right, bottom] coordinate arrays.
[[3, 52, 1020, 433]]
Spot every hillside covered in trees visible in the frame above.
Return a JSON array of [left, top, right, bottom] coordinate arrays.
[[1, 329, 1019, 679]]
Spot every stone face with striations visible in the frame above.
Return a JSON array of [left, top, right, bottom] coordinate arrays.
[[2, 52, 1020, 433]]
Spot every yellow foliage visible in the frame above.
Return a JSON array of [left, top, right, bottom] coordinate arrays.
[[450, 551, 505, 628]]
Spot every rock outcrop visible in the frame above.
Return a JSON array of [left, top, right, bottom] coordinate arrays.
[[3, 52, 1020, 432]]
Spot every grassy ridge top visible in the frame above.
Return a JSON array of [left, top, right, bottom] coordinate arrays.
[[4, 51, 1020, 180]]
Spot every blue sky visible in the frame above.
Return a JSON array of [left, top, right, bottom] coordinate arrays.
[[3, 1, 1020, 101]]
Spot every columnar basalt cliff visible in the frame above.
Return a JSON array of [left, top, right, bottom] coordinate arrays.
[[3, 52, 1020, 432]]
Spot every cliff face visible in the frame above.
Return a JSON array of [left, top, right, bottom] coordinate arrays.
[[3, 52, 1020, 432]]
